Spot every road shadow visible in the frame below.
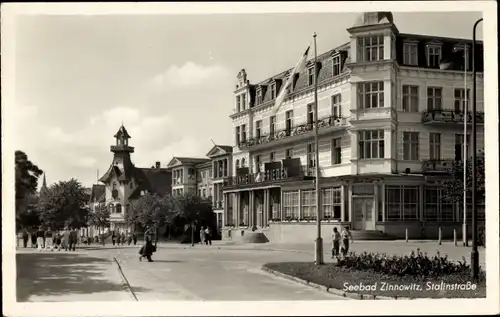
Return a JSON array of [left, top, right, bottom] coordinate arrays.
[[16, 253, 150, 302]]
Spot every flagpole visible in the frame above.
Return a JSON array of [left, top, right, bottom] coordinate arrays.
[[313, 32, 324, 265], [463, 43, 468, 247]]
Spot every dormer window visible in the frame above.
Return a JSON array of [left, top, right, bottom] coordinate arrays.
[[453, 44, 470, 71], [270, 82, 277, 99], [426, 44, 442, 68], [236, 95, 241, 112], [332, 55, 341, 76], [307, 66, 315, 86], [403, 41, 418, 66], [358, 35, 384, 62], [256, 88, 263, 104]]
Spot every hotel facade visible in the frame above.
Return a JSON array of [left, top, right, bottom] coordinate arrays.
[[220, 12, 485, 243]]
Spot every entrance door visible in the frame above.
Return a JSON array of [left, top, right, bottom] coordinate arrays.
[[352, 198, 375, 230]]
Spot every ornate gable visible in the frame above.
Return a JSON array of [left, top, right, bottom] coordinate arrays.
[[166, 157, 183, 168]]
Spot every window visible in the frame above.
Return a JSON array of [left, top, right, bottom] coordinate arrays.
[[427, 87, 442, 111], [385, 186, 419, 221], [301, 190, 317, 220], [285, 111, 293, 135], [256, 89, 263, 104], [307, 142, 316, 168], [241, 94, 246, 110], [429, 133, 441, 161], [358, 35, 384, 62], [255, 155, 261, 172], [426, 45, 442, 68], [358, 82, 384, 109], [308, 67, 315, 86], [307, 104, 314, 125], [241, 124, 247, 143], [235, 126, 240, 146], [202, 188, 206, 198], [269, 116, 276, 136], [241, 157, 246, 167], [270, 152, 275, 162], [255, 120, 262, 139], [235, 159, 240, 169], [454, 88, 470, 113], [108, 204, 115, 214], [403, 132, 419, 161], [283, 191, 299, 220], [455, 134, 470, 161], [270, 83, 277, 99], [116, 204, 122, 213], [331, 138, 342, 164], [358, 130, 385, 159], [322, 187, 342, 220], [331, 94, 342, 118], [402, 85, 419, 112], [236, 96, 241, 112], [285, 148, 293, 159], [403, 42, 418, 65], [424, 187, 455, 222], [199, 189, 202, 196], [332, 55, 341, 76]]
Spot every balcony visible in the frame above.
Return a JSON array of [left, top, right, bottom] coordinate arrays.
[[422, 160, 455, 174], [422, 110, 485, 125], [350, 107, 397, 122], [238, 115, 347, 151], [223, 164, 311, 188], [110, 145, 135, 153]]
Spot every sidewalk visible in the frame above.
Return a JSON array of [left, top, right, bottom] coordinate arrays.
[[16, 250, 135, 302]]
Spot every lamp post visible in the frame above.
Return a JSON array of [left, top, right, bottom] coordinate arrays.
[[471, 17, 482, 280]]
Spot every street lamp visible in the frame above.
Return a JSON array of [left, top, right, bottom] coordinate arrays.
[[471, 17, 483, 280]]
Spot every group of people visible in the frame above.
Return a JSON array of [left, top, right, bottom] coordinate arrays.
[[22, 226, 80, 252], [331, 226, 353, 260], [111, 231, 138, 246], [199, 226, 212, 245]]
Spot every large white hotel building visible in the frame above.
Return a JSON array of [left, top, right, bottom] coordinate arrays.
[[219, 12, 485, 243]]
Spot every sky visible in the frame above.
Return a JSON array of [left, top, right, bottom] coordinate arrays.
[[13, 11, 484, 188]]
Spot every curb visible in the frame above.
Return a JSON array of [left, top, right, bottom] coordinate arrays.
[[261, 266, 412, 300], [113, 256, 139, 301]]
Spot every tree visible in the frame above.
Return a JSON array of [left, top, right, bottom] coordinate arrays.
[[166, 192, 215, 245], [88, 204, 110, 234], [15, 151, 43, 228], [128, 193, 170, 230], [37, 178, 90, 230], [442, 153, 485, 205]]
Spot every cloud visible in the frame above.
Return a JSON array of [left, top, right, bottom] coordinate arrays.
[[151, 62, 231, 90]]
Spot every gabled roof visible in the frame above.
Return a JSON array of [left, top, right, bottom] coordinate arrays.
[[166, 157, 211, 168], [206, 145, 233, 158], [128, 168, 172, 200], [89, 184, 105, 203]]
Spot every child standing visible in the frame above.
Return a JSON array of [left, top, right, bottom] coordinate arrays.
[[340, 226, 353, 257]]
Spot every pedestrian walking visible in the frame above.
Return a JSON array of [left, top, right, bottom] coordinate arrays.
[[139, 227, 155, 262], [36, 227, 45, 251], [62, 227, 70, 251], [44, 228, 54, 251], [22, 229, 29, 248], [70, 228, 78, 251], [117, 232, 122, 245], [199, 227, 206, 245], [340, 226, 353, 257], [204, 226, 212, 245], [121, 232, 126, 246], [111, 231, 116, 246], [127, 232, 132, 246], [30, 228, 37, 248], [331, 227, 341, 259], [132, 232, 137, 245]]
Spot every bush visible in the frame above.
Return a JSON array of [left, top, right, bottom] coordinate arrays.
[[338, 249, 486, 282]]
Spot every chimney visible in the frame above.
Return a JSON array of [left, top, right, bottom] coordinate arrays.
[[155, 161, 161, 169]]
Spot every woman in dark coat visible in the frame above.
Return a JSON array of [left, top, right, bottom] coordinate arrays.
[[139, 227, 155, 262]]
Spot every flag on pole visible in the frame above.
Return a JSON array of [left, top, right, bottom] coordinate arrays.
[[271, 46, 310, 116]]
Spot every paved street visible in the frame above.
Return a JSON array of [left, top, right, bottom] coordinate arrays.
[[16, 240, 488, 302], [16, 246, 344, 301]]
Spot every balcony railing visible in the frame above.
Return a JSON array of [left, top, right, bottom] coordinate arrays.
[[223, 165, 309, 187], [422, 160, 455, 173], [239, 115, 347, 149], [422, 110, 485, 124]]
